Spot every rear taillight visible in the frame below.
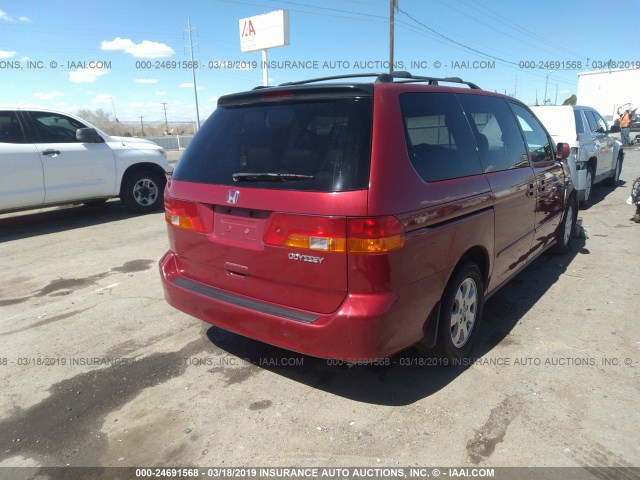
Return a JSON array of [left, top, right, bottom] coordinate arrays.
[[347, 217, 405, 253], [264, 214, 405, 254], [264, 214, 347, 252], [164, 198, 208, 233]]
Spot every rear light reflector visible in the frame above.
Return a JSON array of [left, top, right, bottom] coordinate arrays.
[[164, 198, 209, 233], [264, 214, 405, 254]]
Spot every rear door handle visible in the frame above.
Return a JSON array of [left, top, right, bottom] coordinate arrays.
[[42, 149, 61, 156]]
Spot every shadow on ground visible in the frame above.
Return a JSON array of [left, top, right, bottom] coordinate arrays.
[[206, 238, 586, 406], [0, 201, 159, 242]]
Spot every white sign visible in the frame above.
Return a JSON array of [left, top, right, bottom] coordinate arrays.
[[239, 9, 290, 53]]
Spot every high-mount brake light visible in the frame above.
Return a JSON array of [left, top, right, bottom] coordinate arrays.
[[164, 198, 208, 233], [264, 214, 405, 254], [260, 91, 293, 100]]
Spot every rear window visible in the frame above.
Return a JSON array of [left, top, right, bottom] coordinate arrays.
[[172, 98, 372, 192]]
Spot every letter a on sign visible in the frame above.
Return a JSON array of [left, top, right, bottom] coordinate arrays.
[[242, 19, 256, 37], [239, 10, 289, 52]]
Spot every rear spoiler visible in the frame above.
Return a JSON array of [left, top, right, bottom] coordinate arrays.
[[218, 84, 374, 107]]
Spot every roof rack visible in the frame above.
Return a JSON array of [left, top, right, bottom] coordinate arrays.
[[273, 71, 480, 89]]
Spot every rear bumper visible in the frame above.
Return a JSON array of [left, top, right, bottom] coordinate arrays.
[[159, 251, 409, 360], [572, 169, 587, 201]]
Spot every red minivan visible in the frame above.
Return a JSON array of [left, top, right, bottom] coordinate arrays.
[[160, 73, 576, 362]]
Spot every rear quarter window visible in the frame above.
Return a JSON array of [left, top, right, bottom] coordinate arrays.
[[172, 98, 372, 192], [400, 92, 482, 182], [574, 109, 585, 134]]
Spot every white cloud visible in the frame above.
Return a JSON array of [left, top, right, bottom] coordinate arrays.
[[19, 56, 30, 61], [0, 50, 16, 58], [126, 101, 145, 108], [127, 40, 174, 58], [134, 78, 159, 84], [179, 82, 205, 90], [19, 16, 31, 22], [101, 37, 174, 59], [207, 96, 219, 103], [0, 9, 13, 21], [69, 67, 109, 84], [101, 37, 135, 51], [155, 90, 167, 96], [33, 91, 64, 100], [92, 93, 113, 104]]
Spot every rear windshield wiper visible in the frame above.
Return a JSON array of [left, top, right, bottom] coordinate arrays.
[[232, 172, 314, 182]]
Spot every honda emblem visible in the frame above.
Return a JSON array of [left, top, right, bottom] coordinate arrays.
[[226, 190, 240, 205]]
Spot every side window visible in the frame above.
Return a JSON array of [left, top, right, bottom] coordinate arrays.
[[590, 111, 608, 133], [509, 103, 554, 164], [583, 110, 599, 133], [0, 112, 25, 143], [573, 109, 585, 134], [399, 93, 482, 182], [457, 95, 529, 172], [29, 111, 87, 143]]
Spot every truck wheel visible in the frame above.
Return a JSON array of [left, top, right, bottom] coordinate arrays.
[[120, 170, 164, 213], [579, 166, 594, 208], [436, 262, 484, 362], [551, 195, 577, 254], [604, 155, 622, 187]]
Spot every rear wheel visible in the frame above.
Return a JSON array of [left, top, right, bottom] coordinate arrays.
[[551, 195, 577, 254], [120, 170, 164, 213], [436, 262, 484, 362], [604, 155, 622, 187], [579, 166, 594, 208]]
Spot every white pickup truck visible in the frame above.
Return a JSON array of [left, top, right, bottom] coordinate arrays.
[[0, 108, 172, 214], [531, 105, 623, 207]]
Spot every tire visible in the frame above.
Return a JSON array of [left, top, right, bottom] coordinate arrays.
[[120, 169, 165, 213], [604, 155, 622, 187], [551, 195, 577, 254], [436, 262, 484, 362], [579, 166, 594, 208]]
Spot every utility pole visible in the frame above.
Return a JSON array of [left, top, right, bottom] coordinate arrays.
[[389, 0, 397, 74], [139, 116, 145, 136], [544, 70, 554, 106], [554, 84, 558, 106], [185, 17, 201, 130], [161, 102, 169, 134]]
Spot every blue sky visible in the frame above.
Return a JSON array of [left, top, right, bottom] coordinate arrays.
[[1, 0, 638, 127]]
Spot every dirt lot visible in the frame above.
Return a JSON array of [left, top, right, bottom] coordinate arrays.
[[1, 149, 639, 476]]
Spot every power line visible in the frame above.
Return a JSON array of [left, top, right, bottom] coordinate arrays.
[[397, 7, 518, 66]]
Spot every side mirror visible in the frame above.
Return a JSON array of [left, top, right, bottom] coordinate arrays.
[[556, 142, 570, 160], [76, 128, 105, 143], [608, 125, 621, 134]]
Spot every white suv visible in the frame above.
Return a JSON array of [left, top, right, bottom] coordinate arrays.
[[531, 105, 623, 207], [0, 108, 172, 214]]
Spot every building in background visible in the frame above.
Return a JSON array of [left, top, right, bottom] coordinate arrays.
[[577, 68, 640, 123]]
